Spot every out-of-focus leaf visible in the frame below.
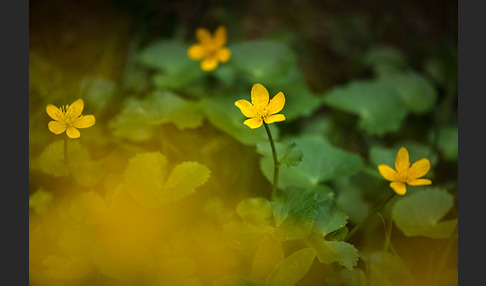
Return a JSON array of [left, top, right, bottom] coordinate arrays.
[[200, 93, 280, 146], [212, 275, 260, 286], [362, 45, 409, 75], [250, 234, 284, 284], [430, 125, 458, 161], [377, 71, 437, 114], [109, 90, 204, 141], [323, 81, 408, 135], [333, 178, 370, 224], [256, 141, 303, 167], [78, 77, 116, 113], [236, 197, 273, 227], [230, 40, 297, 84], [392, 187, 457, 239], [264, 248, 316, 286], [272, 187, 318, 240], [304, 233, 358, 270], [362, 251, 413, 286], [123, 152, 210, 208], [29, 189, 53, 215], [260, 136, 363, 189]]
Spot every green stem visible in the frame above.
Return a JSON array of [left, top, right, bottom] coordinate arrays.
[[346, 192, 396, 241], [263, 122, 279, 201], [64, 136, 68, 166]]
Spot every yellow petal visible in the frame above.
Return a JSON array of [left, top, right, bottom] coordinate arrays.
[[196, 27, 211, 43], [216, 47, 231, 63], [201, 58, 218, 71], [213, 25, 227, 46], [46, 104, 62, 121], [407, 178, 432, 186], [235, 100, 256, 118], [48, 121, 66, 134], [378, 164, 398, 181], [187, 44, 206, 60], [390, 181, 407, 195], [408, 158, 430, 180], [68, 99, 84, 118], [74, 115, 95, 129], [264, 114, 285, 124], [267, 92, 285, 115], [395, 147, 410, 173], [251, 83, 269, 109], [244, 118, 263, 129], [66, 127, 81, 139]]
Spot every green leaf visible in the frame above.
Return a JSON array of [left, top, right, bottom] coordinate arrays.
[[236, 197, 273, 227], [264, 248, 316, 286], [256, 141, 303, 167], [377, 71, 437, 114], [212, 275, 260, 286], [109, 90, 204, 141], [362, 251, 413, 286], [333, 178, 370, 224], [304, 233, 358, 270], [431, 125, 458, 161], [272, 187, 318, 240], [123, 152, 210, 208], [260, 136, 364, 189], [200, 93, 280, 146], [392, 187, 457, 239], [230, 40, 297, 84], [271, 69, 322, 121], [323, 80, 408, 135], [362, 45, 409, 75], [313, 186, 349, 237], [251, 235, 285, 284], [29, 189, 53, 215], [78, 77, 116, 113], [137, 40, 204, 89]]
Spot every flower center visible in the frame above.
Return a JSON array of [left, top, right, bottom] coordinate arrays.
[[255, 107, 270, 120], [398, 171, 408, 182]]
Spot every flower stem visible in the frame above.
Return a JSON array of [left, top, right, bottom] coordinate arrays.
[[64, 136, 68, 166], [346, 192, 396, 241], [263, 122, 279, 201]]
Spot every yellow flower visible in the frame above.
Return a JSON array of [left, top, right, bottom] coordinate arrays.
[[235, 83, 286, 129], [46, 99, 95, 139], [187, 25, 231, 72], [378, 147, 432, 195]]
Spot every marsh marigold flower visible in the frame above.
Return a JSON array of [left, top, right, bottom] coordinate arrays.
[[187, 25, 231, 71], [235, 83, 285, 129], [378, 147, 432, 195], [46, 99, 95, 139]]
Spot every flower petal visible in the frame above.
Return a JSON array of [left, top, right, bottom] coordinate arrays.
[[251, 83, 269, 109], [235, 100, 256, 118], [46, 104, 62, 121], [48, 121, 66, 134], [187, 44, 206, 60], [408, 158, 431, 180], [390, 181, 407, 195], [244, 118, 263, 129], [213, 25, 227, 46], [68, 99, 84, 118], [395, 147, 410, 173], [264, 114, 285, 124], [267, 92, 285, 115], [74, 115, 95, 129], [216, 47, 231, 63], [407, 178, 432, 186], [66, 127, 81, 139], [378, 164, 398, 181], [201, 58, 218, 71], [196, 28, 211, 43]]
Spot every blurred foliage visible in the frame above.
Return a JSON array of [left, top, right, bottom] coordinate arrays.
[[29, 0, 457, 285]]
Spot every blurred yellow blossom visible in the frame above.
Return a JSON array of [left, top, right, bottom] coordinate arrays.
[[378, 147, 432, 195], [187, 25, 231, 71], [235, 83, 286, 129], [46, 99, 95, 139]]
